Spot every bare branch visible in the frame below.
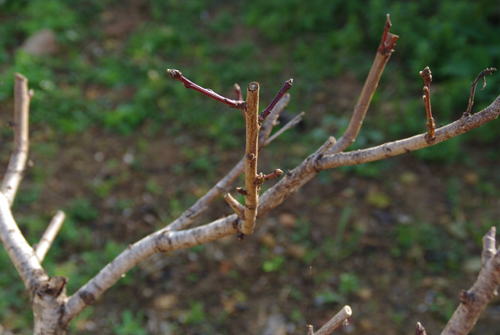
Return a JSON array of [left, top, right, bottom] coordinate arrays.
[[440, 227, 500, 335], [224, 193, 244, 219], [1, 73, 31, 206], [314, 305, 352, 335], [258, 79, 293, 124], [466, 67, 497, 115], [263, 111, 305, 146], [165, 95, 293, 233], [327, 14, 399, 154], [259, 93, 291, 144], [35, 210, 66, 263], [63, 216, 238, 325], [167, 69, 247, 110], [0, 192, 46, 293], [416, 322, 428, 335], [420, 66, 436, 139], [318, 95, 500, 170], [241, 82, 260, 235], [482, 227, 496, 267]]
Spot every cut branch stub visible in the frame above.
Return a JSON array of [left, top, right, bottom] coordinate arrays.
[[166, 69, 247, 110], [415, 322, 428, 335], [241, 82, 260, 236], [420, 66, 435, 139]]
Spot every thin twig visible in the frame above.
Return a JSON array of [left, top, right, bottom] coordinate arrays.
[[264, 112, 305, 146], [259, 94, 291, 144], [255, 169, 283, 185], [241, 82, 260, 235], [35, 210, 66, 262], [167, 69, 247, 110], [224, 194, 244, 219], [258, 79, 293, 124], [465, 67, 497, 115], [313, 305, 352, 335], [1, 73, 31, 206], [420, 66, 435, 139], [234, 83, 246, 120]]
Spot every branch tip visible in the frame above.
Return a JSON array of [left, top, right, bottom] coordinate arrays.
[[166, 69, 247, 110], [259, 78, 294, 124], [420, 66, 435, 139], [415, 322, 428, 335]]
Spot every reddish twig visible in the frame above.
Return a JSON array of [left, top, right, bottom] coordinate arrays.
[[378, 14, 398, 55], [255, 169, 283, 185], [258, 79, 293, 124], [420, 66, 435, 139], [167, 69, 247, 110], [465, 67, 497, 115]]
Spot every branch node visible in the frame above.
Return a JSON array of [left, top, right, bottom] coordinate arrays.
[[460, 289, 475, 306], [236, 187, 247, 196]]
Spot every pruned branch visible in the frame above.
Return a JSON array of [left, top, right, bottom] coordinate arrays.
[[313, 305, 352, 335], [1, 73, 32, 206], [440, 227, 500, 335], [241, 82, 260, 235], [327, 14, 399, 154], [165, 94, 293, 233]]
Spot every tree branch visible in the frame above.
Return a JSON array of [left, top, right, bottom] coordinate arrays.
[[440, 227, 500, 335], [62, 216, 238, 325], [167, 69, 247, 110], [0, 192, 47, 294], [1, 73, 32, 206], [35, 210, 66, 263], [165, 94, 292, 232], [313, 305, 352, 335], [241, 82, 260, 235], [258, 79, 293, 124], [318, 95, 500, 170], [327, 15, 398, 154]]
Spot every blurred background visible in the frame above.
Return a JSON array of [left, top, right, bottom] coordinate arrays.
[[1, 0, 500, 334]]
